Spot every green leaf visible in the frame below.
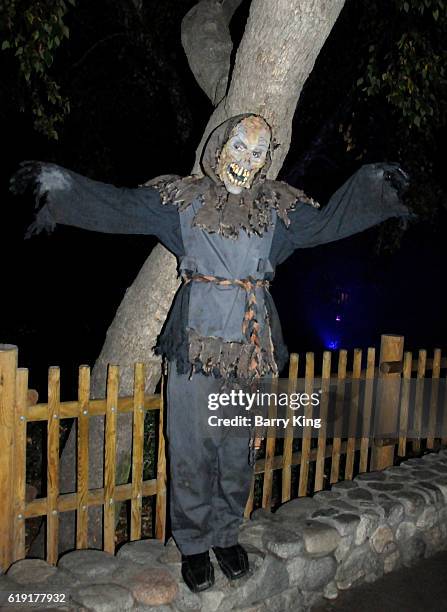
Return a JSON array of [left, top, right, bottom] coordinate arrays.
[[1, 40, 10, 50], [403, 2, 410, 12], [433, 8, 439, 19]]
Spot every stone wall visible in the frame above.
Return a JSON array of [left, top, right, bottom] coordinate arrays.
[[2, 450, 447, 611]]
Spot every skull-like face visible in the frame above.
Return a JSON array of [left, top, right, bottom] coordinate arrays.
[[216, 116, 271, 195]]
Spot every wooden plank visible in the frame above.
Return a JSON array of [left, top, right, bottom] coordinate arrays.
[[345, 349, 362, 480], [25, 478, 157, 519], [330, 350, 347, 484], [298, 353, 315, 496], [244, 476, 255, 518], [398, 352, 413, 456], [103, 365, 118, 554], [262, 376, 278, 509], [426, 349, 441, 449], [13, 368, 28, 562], [314, 352, 331, 492], [27, 394, 161, 422], [76, 366, 90, 549], [442, 361, 447, 446], [0, 345, 18, 571], [46, 367, 60, 565], [359, 348, 375, 473], [412, 349, 427, 453], [155, 375, 167, 540], [131, 363, 145, 541], [412, 356, 447, 373], [282, 354, 298, 503]]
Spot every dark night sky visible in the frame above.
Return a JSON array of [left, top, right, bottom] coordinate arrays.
[[1, 0, 446, 399]]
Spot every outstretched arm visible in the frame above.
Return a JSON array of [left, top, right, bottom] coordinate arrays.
[[10, 162, 183, 255], [271, 163, 414, 265]]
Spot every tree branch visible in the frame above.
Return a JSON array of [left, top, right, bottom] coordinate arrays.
[[181, 0, 243, 105]]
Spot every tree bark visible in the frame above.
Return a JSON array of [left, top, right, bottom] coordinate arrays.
[[51, 0, 346, 555]]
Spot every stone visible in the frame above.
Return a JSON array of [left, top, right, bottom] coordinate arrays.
[[264, 526, 305, 559], [367, 482, 404, 492], [323, 513, 361, 537], [355, 510, 381, 545], [410, 469, 441, 481], [173, 582, 202, 611], [392, 490, 426, 516], [416, 506, 437, 529], [347, 488, 374, 502], [274, 496, 320, 520], [313, 490, 342, 502], [400, 537, 426, 567], [416, 481, 445, 504], [395, 521, 416, 542], [117, 538, 166, 565], [333, 481, 358, 490], [261, 586, 304, 612], [127, 567, 178, 606], [363, 551, 384, 582], [158, 538, 181, 565], [239, 521, 269, 551], [7, 559, 58, 584], [286, 554, 336, 591], [199, 589, 226, 612], [302, 521, 341, 555], [370, 525, 394, 554], [311, 507, 339, 519], [228, 553, 290, 608], [383, 544, 400, 574], [58, 550, 120, 580], [323, 580, 338, 600], [71, 583, 133, 611], [330, 500, 360, 513], [335, 536, 353, 563], [424, 525, 444, 552], [335, 545, 369, 590], [379, 501, 405, 527], [431, 477, 447, 503], [356, 471, 387, 482]]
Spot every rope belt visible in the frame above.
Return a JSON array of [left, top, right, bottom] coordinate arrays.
[[182, 272, 270, 375]]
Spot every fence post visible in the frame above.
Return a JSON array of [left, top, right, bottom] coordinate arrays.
[[0, 344, 18, 571], [371, 334, 404, 471]]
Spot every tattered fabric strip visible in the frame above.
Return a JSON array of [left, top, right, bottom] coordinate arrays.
[[145, 174, 319, 239]]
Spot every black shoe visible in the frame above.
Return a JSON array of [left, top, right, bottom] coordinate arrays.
[[212, 544, 249, 580], [181, 551, 215, 593]]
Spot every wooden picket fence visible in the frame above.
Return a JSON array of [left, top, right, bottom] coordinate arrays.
[[1, 335, 446, 572]]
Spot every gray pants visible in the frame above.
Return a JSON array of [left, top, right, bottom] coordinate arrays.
[[166, 363, 254, 555]]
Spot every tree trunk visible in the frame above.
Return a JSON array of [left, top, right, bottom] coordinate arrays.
[[51, 0, 345, 554]]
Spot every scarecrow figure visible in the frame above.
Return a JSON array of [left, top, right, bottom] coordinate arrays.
[[11, 114, 411, 592]]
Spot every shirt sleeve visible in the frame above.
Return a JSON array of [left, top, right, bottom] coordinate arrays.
[[15, 162, 183, 256], [270, 163, 414, 266]]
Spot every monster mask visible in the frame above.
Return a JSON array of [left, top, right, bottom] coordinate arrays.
[[216, 116, 271, 194]]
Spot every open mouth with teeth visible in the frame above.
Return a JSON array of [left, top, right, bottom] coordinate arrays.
[[226, 162, 250, 187]]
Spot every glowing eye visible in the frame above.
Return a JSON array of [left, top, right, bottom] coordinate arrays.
[[253, 151, 261, 158]]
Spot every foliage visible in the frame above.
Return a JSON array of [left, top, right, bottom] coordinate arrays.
[[358, 0, 446, 138], [1, 0, 75, 139]]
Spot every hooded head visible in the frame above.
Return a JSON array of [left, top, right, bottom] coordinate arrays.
[[201, 114, 273, 193]]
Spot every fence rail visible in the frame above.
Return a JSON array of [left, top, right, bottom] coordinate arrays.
[[1, 334, 446, 571]]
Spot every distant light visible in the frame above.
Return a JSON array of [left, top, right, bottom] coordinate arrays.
[[335, 314, 342, 322], [327, 340, 339, 350]]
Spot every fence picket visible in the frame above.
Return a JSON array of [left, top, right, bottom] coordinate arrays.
[[77, 366, 90, 549], [282, 354, 299, 503], [413, 350, 427, 453], [398, 352, 413, 456], [262, 376, 278, 509], [345, 349, 362, 480], [47, 367, 60, 565], [330, 350, 347, 484], [359, 348, 375, 473], [104, 365, 118, 554], [427, 349, 441, 449], [298, 353, 315, 497], [314, 352, 331, 492], [155, 375, 167, 540], [131, 363, 145, 541], [13, 369, 28, 561]]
